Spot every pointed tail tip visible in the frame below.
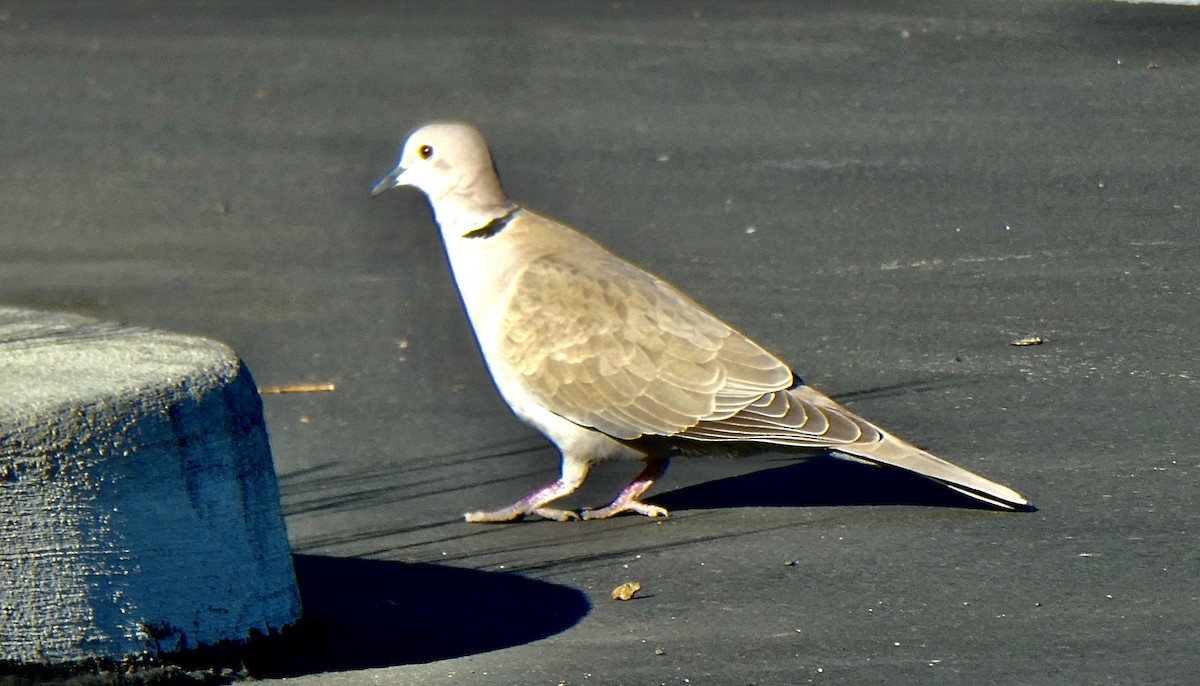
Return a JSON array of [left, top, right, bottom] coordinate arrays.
[[945, 483, 1035, 512], [996, 496, 1038, 513], [1005, 493, 1038, 513]]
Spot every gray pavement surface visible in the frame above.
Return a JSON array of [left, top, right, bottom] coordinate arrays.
[[2, 1, 1198, 684]]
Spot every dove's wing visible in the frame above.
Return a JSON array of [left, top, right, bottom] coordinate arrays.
[[678, 384, 882, 446], [497, 241, 793, 441], [494, 213, 885, 449]]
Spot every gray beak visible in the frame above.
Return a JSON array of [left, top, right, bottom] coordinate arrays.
[[370, 167, 405, 197]]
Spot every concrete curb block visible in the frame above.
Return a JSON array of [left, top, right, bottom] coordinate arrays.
[[0, 308, 300, 663]]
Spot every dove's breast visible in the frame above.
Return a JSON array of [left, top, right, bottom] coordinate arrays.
[[441, 209, 600, 371], [440, 209, 647, 460]]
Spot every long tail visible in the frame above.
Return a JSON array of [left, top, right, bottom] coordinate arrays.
[[679, 384, 1030, 510], [793, 386, 1029, 510], [829, 426, 1029, 510]]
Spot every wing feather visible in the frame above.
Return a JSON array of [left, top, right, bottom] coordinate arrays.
[[498, 248, 793, 438]]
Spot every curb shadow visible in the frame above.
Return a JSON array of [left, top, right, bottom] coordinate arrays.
[[252, 555, 591, 676]]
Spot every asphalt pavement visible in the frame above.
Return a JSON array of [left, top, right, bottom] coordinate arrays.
[[2, 1, 1198, 684]]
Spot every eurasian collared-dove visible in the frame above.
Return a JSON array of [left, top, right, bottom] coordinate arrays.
[[371, 122, 1029, 522]]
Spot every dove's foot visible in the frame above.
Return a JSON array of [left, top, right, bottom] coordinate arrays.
[[464, 507, 580, 523], [582, 499, 669, 520], [581, 457, 671, 520], [462, 471, 589, 523], [534, 507, 580, 521]]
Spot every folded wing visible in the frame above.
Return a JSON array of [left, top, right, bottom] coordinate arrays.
[[498, 242, 1027, 509]]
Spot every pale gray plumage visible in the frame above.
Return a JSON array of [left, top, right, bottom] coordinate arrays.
[[372, 121, 1029, 522]]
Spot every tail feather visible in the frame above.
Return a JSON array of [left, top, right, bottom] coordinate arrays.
[[787, 384, 1028, 509], [832, 432, 1029, 510], [675, 382, 1030, 510]]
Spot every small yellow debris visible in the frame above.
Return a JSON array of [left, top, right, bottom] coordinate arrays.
[[611, 581, 642, 601], [1010, 335, 1045, 347], [259, 382, 337, 395]]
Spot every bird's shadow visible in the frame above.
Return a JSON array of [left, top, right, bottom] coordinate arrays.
[[647, 457, 1022, 512], [238, 555, 590, 678]]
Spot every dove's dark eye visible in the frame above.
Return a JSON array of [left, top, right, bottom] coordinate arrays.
[[418, 145, 434, 160]]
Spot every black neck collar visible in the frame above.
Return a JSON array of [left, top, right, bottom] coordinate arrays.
[[461, 207, 520, 239]]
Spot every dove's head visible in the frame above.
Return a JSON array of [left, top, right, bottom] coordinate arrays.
[[371, 122, 512, 232]]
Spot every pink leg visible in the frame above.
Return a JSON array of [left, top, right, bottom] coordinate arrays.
[[582, 458, 671, 520], [464, 458, 589, 523]]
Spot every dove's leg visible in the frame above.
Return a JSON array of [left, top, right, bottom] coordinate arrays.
[[464, 455, 590, 523], [582, 458, 670, 520]]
